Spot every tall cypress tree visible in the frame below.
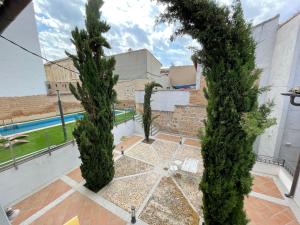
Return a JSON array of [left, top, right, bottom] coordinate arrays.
[[143, 82, 162, 142], [157, 0, 275, 224], [67, 0, 118, 192]]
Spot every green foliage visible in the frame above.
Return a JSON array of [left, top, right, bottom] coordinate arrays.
[[157, 0, 276, 224], [67, 0, 118, 192], [143, 82, 162, 142], [241, 101, 276, 138]]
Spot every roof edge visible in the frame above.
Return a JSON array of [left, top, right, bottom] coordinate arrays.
[[252, 14, 280, 29]]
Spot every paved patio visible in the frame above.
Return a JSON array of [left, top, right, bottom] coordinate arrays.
[[9, 133, 300, 225]]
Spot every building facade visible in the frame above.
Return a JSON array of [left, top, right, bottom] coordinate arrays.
[[253, 13, 300, 171], [44, 49, 170, 103], [0, 2, 47, 97]]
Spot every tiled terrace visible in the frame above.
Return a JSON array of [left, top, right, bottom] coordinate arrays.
[[9, 133, 300, 225]]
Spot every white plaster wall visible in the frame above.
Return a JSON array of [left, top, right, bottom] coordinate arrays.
[[112, 119, 134, 145], [0, 2, 47, 97], [256, 15, 300, 158], [0, 120, 135, 207], [252, 16, 279, 104], [295, 175, 300, 207], [0, 144, 81, 207], [279, 41, 300, 169], [135, 90, 190, 112]]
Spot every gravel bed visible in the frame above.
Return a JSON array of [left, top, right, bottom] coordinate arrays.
[[114, 156, 153, 178], [173, 172, 203, 215], [152, 140, 178, 161], [139, 177, 199, 225], [101, 172, 159, 212], [126, 143, 160, 165]]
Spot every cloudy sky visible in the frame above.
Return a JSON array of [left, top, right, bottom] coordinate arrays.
[[32, 0, 300, 67]]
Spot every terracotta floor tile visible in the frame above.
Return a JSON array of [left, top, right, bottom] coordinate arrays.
[[156, 133, 181, 142], [245, 196, 299, 225], [184, 138, 201, 147], [115, 135, 143, 152], [67, 167, 84, 183], [30, 192, 126, 225], [252, 175, 283, 199], [12, 179, 71, 225]]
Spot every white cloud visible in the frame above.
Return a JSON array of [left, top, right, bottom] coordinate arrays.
[[32, 0, 300, 67]]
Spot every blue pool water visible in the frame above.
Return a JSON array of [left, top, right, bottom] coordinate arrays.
[[0, 110, 125, 136]]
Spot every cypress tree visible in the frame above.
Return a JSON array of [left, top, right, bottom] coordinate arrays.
[[66, 0, 118, 192], [157, 0, 275, 224], [143, 82, 162, 142]]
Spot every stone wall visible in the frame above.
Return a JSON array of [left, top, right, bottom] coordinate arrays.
[[0, 95, 82, 123], [115, 79, 149, 101], [189, 76, 207, 105], [136, 103, 206, 137]]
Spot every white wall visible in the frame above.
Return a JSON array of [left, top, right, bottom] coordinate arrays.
[[112, 120, 134, 144], [256, 14, 300, 158], [135, 90, 190, 112], [0, 2, 46, 97], [0, 120, 136, 207], [252, 16, 279, 104], [295, 175, 300, 207]]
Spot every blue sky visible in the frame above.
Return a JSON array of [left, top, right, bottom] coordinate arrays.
[[32, 0, 300, 67]]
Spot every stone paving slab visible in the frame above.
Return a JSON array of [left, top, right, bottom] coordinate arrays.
[[156, 133, 181, 143], [114, 156, 153, 178], [184, 139, 201, 148], [101, 172, 159, 212], [139, 177, 199, 225], [174, 145, 203, 175], [67, 167, 84, 183], [115, 135, 143, 152], [245, 196, 299, 225], [30, 192, 126, 225], [126, 143, 160, 165], [12, 180, 71, 225], [252, 175, 283, 199]]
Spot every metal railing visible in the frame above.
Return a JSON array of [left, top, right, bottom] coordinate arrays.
[[255, 154, 295, 177], [0, 140, 75, 172]]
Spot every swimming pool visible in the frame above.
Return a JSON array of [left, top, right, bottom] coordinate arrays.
[[0, 110, 126, 136]]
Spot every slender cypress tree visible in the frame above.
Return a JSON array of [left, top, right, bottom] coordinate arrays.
[[66, 0, 118, 192], [157, 0, 275, 224], [143, 82, 162, 142]]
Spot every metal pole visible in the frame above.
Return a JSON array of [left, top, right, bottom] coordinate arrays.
[[56, 90, 67, 142], [285, 154, 300, 198], [131, 206, 136, 224], [44, 131, 51, 156], [9, 141, 17, 169]]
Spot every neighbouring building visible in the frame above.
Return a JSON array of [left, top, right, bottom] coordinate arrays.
[[0, 1, 47, 97], [0, 1, 82, 122], [166, 65, 197, 89], [253, 13, 300, 172], [45, 49, 170, 105]]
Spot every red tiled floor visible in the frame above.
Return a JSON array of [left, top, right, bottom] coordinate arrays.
[[156, 133, 181, 142], [67, 167, 84, 183], [252, 175, 283, 199], [30, 192, 126, 225], [245, 196, 299, 225], [115, 135, 143, 152], [12, 180, 71, 225], [184, 138, 201, 147]]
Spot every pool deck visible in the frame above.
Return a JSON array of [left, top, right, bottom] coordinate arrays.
[[5, 132, 300, 225]]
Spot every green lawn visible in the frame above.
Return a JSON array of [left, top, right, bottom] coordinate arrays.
[[0, 111, 134, 164]]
